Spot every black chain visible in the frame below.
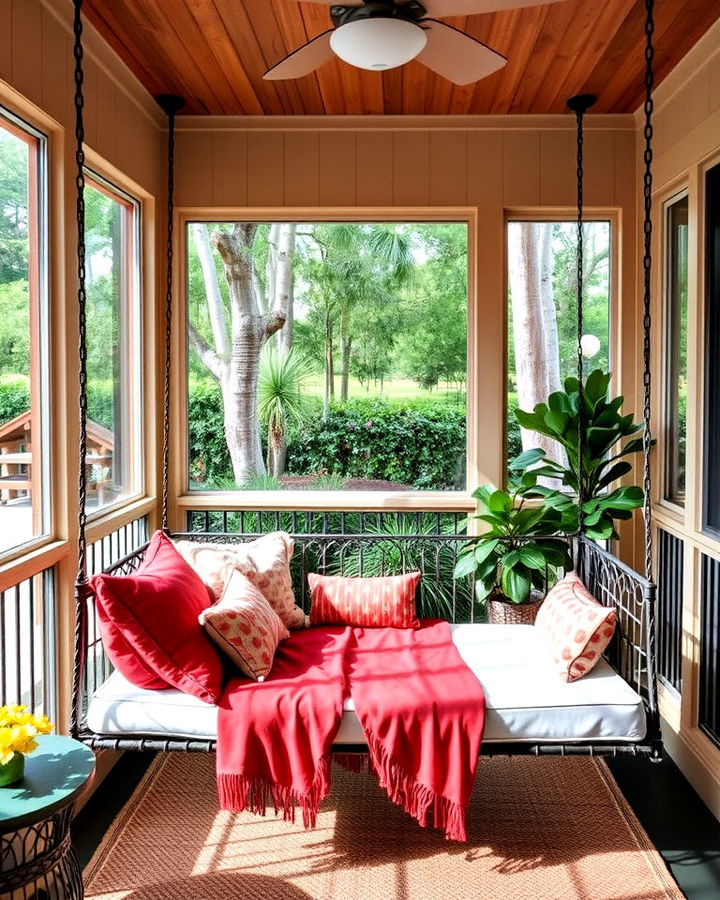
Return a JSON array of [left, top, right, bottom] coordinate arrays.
[[73, 0, 88, 584], [642, 0, 655, 582], [567, 94, 596, 537], [156, 95, 184, 531], [575, 107, 585, 535]]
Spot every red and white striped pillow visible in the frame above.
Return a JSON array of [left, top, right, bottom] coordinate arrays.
[[535, 572, 616, 682], [308, 572, 421, 628]]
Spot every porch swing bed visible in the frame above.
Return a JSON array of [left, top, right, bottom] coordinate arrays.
[[68, 1, 663, 767], [75, 532, 657, 758]]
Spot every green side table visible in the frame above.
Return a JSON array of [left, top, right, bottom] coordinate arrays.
[[0, 735, 95, 899]]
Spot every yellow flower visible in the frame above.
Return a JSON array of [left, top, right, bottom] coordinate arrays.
[[0, 705, 54, 762]]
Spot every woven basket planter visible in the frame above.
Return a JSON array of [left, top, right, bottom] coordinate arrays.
[[487, 594, 544, 625]]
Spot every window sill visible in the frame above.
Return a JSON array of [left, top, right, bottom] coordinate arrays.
[[177, 489, 476, 513]]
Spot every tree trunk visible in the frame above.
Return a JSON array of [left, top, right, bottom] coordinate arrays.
[[340, 305, 352, 402], [211, 225, 285, 482], [508, 222, 561, 463], [324, 311, 334, 420], [274, 224, 297, 353], [268, 422, 287, 478], [539, 223, 561, 396]]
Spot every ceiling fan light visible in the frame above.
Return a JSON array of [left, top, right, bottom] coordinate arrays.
[[330, 19, 427, 72]]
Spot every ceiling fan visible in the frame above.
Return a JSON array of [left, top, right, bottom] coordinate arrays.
[[263, 0, 565, 86]]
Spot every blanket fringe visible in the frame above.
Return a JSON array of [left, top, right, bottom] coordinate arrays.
[[364, 731, 468, 842], [217, 755, 331, 829]]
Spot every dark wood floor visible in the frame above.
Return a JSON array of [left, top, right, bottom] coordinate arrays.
[[73, 751, 720, 899]]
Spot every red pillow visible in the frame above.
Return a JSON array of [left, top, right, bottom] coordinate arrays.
[[308, 572, 420, 628], [91, 531, 224, 703]]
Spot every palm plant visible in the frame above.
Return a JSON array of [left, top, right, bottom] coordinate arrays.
[[258, 346, 314, 476]]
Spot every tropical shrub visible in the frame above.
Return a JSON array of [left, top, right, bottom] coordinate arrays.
[[515, 369, 644, 540]]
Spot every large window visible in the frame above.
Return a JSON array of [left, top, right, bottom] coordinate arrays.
[[507, 220, 611, 461], [0, 109, 48, 556], [84, 174, 142, 512], [705, 163, 720, 534], [664, 193, 689, 506], [185, 221, 468, 494]]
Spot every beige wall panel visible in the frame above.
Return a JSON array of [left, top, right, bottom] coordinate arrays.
[[211, 132, 247, 207], [655, 110, 720, 188], [284, 131, 319, 208], [176, 131, 214, 207], [356, 131, 394, 207], [429, 132, 467, 206], [93, 75, 117, 166], [0, 0, 10, 84], [11, 0, 43, 108], [393, 131, 430, 206], [39, 6, 69, 126], [613, 130, 636, 209], [81, 58, 99, 151], [473, 211, 506, 489], [318, 131, 357, 207], [466, 131, 503, 210], [711, 53, 720, 114], [502, 131, 540, 206], [582, 130, 615, 208], [247, 132, 284, 207], [539, 130, 575, 206]]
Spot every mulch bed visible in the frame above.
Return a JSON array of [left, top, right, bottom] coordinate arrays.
[[280, 476, 414, 491]]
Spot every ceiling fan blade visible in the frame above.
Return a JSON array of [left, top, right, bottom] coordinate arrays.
[[302, 0, 565, 11], [419, 0, 566, 13], [264, 30, 335, 80], [416, 19, 506, 85]]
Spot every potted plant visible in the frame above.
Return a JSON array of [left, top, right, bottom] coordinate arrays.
[[454, 449, 572, 625], [515, 369, 645, 540]]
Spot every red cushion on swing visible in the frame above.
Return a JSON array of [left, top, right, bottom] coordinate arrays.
[[91, 530, 224, 703]]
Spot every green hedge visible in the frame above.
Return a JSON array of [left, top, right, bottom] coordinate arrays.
[[287, 397, 466, 490], [0, 374, 30, 424]]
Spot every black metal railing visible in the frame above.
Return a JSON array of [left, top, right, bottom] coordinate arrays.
[[656, 529, 684, 692], [577, 536, 660, 742], [699, 553, 720, 749], [0, 567, 55, 719], [186, 509, 467, 537]]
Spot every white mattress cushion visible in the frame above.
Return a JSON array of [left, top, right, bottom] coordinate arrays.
[[87, 623, 646, 744]]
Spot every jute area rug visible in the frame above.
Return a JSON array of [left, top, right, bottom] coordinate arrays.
[[84, 754, 683, 900]]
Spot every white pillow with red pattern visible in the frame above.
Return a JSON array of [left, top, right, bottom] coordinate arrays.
[[535, 572, 616, 682]]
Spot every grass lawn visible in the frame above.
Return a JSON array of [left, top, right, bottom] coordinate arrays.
[[302, 374, 465, 402]]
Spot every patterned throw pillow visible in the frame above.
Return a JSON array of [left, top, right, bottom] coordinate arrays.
[[174, 532, 306, 629], [535, 572, 617, 682], [308, 572, 421, 628], [199, 570, 290, 682]]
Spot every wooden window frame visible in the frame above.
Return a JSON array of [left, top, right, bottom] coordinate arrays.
[[173, 208, 479, 520], [83, 170, 144, 522], [0, 106, 50, 562]]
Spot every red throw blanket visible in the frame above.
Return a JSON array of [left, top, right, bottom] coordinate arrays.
[[217, 620, 485, 841], [217, 625, 352, 826]]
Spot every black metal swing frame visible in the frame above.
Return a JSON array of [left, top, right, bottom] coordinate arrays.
[[67, 0, 663, 763]]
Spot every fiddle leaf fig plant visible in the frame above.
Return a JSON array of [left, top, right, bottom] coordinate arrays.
[[515, 369, 645, 540], [453, 449, 572, 606]]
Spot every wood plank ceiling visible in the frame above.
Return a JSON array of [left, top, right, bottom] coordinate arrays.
[[83, 0, 720, 116]]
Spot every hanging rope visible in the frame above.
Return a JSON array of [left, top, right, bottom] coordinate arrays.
[[155, 94, 185, 532], [641, 0, 655, 583], [73, 0, 88, 586], [566, 93, 596, 537]]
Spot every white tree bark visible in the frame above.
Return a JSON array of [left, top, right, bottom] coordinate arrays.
[[508, 222, 563, 464], [189, 224, 286, 484], [274, 223, 297, 353], [539, 223, 561, 396]]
